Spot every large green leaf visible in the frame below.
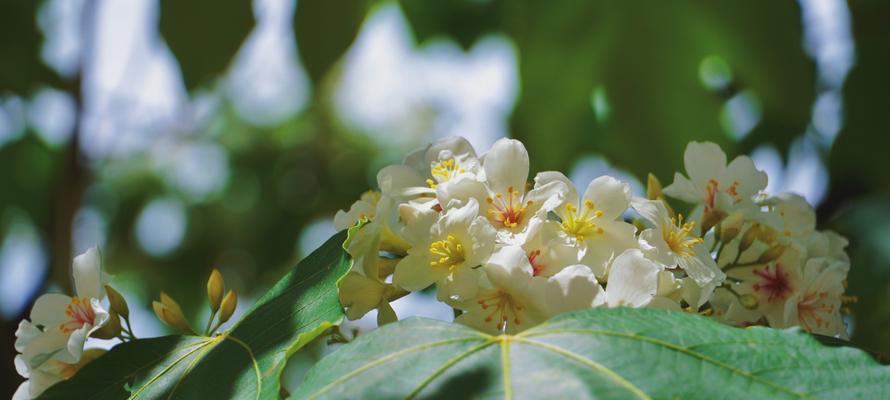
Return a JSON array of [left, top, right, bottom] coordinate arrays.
[[38, 230, 351, 399], [159, 0, 255, 90], [295, 307, 890, 399]]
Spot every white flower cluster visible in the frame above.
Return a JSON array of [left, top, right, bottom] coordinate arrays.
[[13, 248, 110, 399], [336, 138, 852, 337]]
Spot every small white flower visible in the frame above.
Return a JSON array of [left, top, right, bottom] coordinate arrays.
[[392, 198, 496, 302], [601, 249, 676, 309], [14, 248, 110, 399], [338, 271, 400, 326], [632, 198, 725, 286], [537, 173, 638, 278], [456, 246, 602, 334], [664, 141, 767, 214]]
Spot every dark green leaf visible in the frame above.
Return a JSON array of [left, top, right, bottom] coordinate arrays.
[[0, 0, 63, 93], [39, 230, 351, 399], [295, 0, 371, 84], [398, 0, 501, 49], [296, 307, 890, 399], [159, 0, 255, 90]]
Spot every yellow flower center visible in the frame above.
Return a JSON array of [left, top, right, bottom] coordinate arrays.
[[426, 158, 465, 188], [487, 186, 532, 229], [59, 297, 95, 334], [429, 235, 466, 270], [477, 290, 524, 331], [663, 213, 703, 257], [561, 200, 604, 240]]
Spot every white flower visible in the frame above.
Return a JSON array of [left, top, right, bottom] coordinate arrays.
[[456, 246, 601, 334], [783, 258, 847, 337], [338, 271, 400, 326], [14, 248, 110, 399], [632, 198, 725, 286], [601, 249, 677, 310], [537, 173, 637, 278], [436, 139, 568, 245], [333, 191, 381, 231], [392, 198, 495, 302], [664, 141, 767, 214], [13, 348, 106, 400], [520, 222, 583, 278], [375, 136, 482, 200]]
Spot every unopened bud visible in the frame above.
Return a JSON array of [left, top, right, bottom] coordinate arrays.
[[646, 174, 663, 200], [154, 293, 196, 335], [207, 269, 224, 313], [720, 212, 745, 244], [757, 225, 779, 244], [758, 245, 786, 263], [91, 309, 122, 339], [739, 224, 761, 253], [218, 290, 237, 325], [105, 285, 129, 319], [700, 208, 726, 235], [739, 294, 759, 310]]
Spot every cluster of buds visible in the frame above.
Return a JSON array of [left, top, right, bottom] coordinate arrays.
[[152, 269, 237, 336], [334, 138, 852, 338]]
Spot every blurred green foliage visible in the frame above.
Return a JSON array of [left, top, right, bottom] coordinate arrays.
[[2, 0, 890, 397]]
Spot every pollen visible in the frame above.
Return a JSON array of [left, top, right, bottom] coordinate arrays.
[[478, 290, 524, 332], [59, 297, 96, 334], [561, 200, 604, 240], [663, 213, 703, 257], [487, 186, 532, 229], [427, 158, 465, 188], [429, 235, 466, 270]]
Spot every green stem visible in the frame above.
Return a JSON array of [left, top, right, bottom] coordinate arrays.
[[204, 309, 218, 336]]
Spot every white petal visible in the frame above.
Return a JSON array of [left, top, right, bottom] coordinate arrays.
[[376, 165, 427, 195], [684, 141, 726, 188], [439, 198, 480, 234], [526, 177, 570, 215], [15, 320, 42, 353], [484, 246, 534, 289], [630, 198, 672, 228], [435, 176, 488, 211], [27, 367, 63, 399], [677, 247, 724, 286], [21, 330, 67, 370], [723, 155, 767, 199], [338, 272, 385, 320], [580, 220, 638, 278], [534, 171, 578, 211], [13, 381, 30, 400], [426, 136, 477, 164], [663, 172, 701, 204], [638, 229, 677, 267], [438, 267, 482, 302], [392, 252, 446, 292], [534, 265, 602, 314], [582, 176, 631, 220], [482, 138, 529, 194], [466, 216, 497, 267], [73, 247, 104, 300], [29, 293, 73, 327], [605, 249, 662, 307]]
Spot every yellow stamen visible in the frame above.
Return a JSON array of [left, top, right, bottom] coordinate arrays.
[[427, 158, 465, 188], [477, 290, 524, 331], [429, 235, 466, 270], [663, 213, 704, 257], [561, 200, 604, 240], [486, 186, 532, 229]]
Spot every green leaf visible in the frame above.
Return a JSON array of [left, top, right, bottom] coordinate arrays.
[[0, 0, 63, 93], [295, 307, 890, 399], [398, 0, 501, 50], [159, 0, 255, 90], [38, 230, 351, 399], [295, 0, 371, 85], [498, 1, 814, 179]]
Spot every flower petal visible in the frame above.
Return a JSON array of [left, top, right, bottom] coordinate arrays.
[[605, 249, 662, 307], [73, 247, 104, 300], [582, 176, 631, 220], [29, 293, 73, 328], [663, 172, 701, 204], [392, 252, 446, 292], [482, 138, 529, 195], [684, 141, 726, 187]]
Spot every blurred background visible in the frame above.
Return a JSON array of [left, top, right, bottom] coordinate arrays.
[[2, 0, 889, 395]]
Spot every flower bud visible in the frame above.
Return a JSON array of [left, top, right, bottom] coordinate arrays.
[[758, 245, 786, 263], [720, 212, 744, 244], [91, 309, 122, 339], [739, 294, 759, 310], [218, 290, 237, 325], [646, 173, 663, 200], [207, 269, 224, 313], [105, 285, 129, 319], [700, 208, 726, 235], [739, 223, 761, 253], [154, 293, 196, 335]]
